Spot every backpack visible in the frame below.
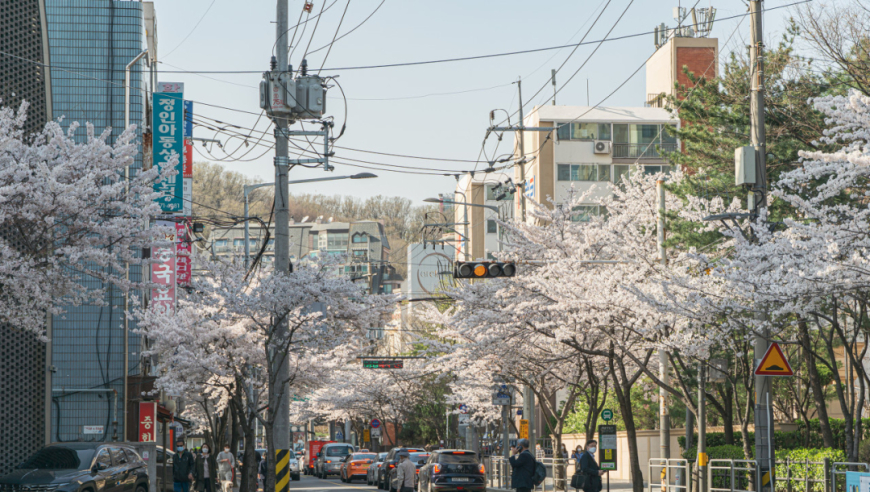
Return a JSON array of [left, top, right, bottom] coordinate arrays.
[[532, 459, 547, 487]]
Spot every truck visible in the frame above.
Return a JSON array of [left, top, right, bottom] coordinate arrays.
[[305, 440, 334, 475]]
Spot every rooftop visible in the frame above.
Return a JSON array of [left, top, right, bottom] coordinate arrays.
[[531, 105, 675, 123]]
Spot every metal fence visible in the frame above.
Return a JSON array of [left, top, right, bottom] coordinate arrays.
[[679, 459, 870, 492], [649, 459, 692, 492], [488, 456, 572, 491]]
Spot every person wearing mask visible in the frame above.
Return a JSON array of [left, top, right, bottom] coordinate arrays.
[[578, 440, 605, 492], [217, 445, 235, 492], [395, 451, 416, 492], [257, 454, 267, 492], [195, 444, 218, 492], [561, 444, 569, 460], [172, 439, 196, 492], [572, 446, 584, 468], [509, 438, 536, 492]]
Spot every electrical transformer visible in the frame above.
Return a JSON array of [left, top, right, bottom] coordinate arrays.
[[294, 75, 325, 119], [259, 72, 297, 116]]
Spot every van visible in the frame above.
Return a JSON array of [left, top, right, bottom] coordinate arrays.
[[314, 442, 356, 478]]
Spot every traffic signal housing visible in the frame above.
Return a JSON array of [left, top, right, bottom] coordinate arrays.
[[453, 261, 516, 279]]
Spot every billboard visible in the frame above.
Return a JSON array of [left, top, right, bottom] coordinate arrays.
[[151, 220, 177, 314], [153, 92, 184, 213], [405, 244, 454, 299]]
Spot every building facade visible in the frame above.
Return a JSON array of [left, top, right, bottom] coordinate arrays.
[[452, 175, 514, 262], [46, 0, 153, 445], [208, 219, 402, 297]]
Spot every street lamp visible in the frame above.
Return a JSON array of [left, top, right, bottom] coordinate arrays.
[[243, 172, 378, 268]]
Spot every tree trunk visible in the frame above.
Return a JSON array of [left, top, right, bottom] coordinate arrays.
[[722, 385, 734, 445], [615, 381, 644, 492], [798, 319, 835, 448]]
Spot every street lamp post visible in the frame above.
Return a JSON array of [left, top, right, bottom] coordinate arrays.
[[242, 172, 377, 269]]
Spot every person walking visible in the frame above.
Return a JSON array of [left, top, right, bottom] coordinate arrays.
[[195, 444, 218, 492], [257, 454, 267, 492], [578, 440, 605, 492], [217, 445, 235, 492], [561, 444, 569, 459], [395, 451, 416, 492], [509, 438, 536, 492], [172, 439, 196, 492]]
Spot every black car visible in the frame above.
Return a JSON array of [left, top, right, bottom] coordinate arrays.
[[389, 452, 429, 492], [0, 443, 150, 492], [377, 447, 425, 491], [418, 450, 486, 492]]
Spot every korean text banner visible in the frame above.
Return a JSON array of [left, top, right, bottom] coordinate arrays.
[[153, 93, 184, 213]]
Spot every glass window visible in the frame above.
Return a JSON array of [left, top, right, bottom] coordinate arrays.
[[572, 164, 597, 181], [644, 165, 662, 175], [557, 124, 571, 141], [571, 123, 610, 140], [361, 265, 368, 273], [613, 165, 633, 184], [111, 447, 127, 464], [124, 449, 141, 464], [613, 124, 629, 144], [267, 239, 275, 248], [214, 239, 228, 248], [661, 124, 678, 145], [571, 205, 602, 222], [97, 449, 112, 468], [384, 284, 393, 294], [327, 233, 348, 250], [326, 446, 353, 457], [487, 220, 498, 234], [17, 447, 94, 470], [352, 233, 367, 243], [597, 165, 611, 182], [353, 250, 368, 261], [557, 164, 571, 181]]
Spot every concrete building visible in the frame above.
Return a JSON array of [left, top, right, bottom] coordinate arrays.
[[0, 0, 157, 473], [208, 219, 403, 297], [452, 174, 515, 262], [646, 35, 718, 108]]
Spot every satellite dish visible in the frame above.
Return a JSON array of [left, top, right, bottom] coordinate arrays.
[[328, 217, 334, 223], [301, 216, 309, 223]]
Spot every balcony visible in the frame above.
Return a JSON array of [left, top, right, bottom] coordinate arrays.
[[646, 92, 668, 108], [612, 142, 678, 160]]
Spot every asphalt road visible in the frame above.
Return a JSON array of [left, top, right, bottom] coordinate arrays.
[[289, 474, 382, 492]]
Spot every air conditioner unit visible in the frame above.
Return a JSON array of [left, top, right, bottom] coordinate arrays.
[[593, 140, 611, 154]]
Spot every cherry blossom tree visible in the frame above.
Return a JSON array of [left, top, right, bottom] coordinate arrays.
[[0, 101, 169, 338]]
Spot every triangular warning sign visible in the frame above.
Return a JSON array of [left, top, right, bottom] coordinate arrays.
[[755, 342, 794, 376]]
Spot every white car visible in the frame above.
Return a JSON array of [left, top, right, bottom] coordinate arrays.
[[289, 455, 301, 481]]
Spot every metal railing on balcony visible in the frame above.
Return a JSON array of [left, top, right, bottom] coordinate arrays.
[[647, 92, 668, 108], [613, 142, 678, 159]]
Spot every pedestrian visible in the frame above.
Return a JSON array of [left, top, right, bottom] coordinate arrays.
[[578, 440, 605, 492], [257, 454, 267, 492], [535, 443, 544, 459], [572, 445, 583, 468], [509, 438, 536, 492], [172, 438, 196, 492], [561, 444, 569, 460], [395, 450, 416, 492], [217, 444, 235, 492], [195, 444, 218, 492]]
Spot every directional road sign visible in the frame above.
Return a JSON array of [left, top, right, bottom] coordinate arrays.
[[754, 342, 794, 376]]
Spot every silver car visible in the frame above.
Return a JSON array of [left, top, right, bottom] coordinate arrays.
[[367, 453, 388, 485]]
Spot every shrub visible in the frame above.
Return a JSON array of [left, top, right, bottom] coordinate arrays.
[[682, 444, 748, 461], [774, 448, 846, 492]]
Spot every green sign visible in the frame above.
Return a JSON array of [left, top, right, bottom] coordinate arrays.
[[602, 409, 613, 421]]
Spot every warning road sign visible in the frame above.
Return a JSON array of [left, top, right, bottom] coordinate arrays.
[[754, 342, 794, 376]]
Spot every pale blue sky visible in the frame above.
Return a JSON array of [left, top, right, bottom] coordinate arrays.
[[152, 0, 805, 203]]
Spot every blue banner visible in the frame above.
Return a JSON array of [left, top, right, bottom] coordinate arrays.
[[183, 100, 193, 138], [153, 93, 184, 213]]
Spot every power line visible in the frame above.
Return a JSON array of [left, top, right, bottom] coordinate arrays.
[[308, 0, 387, 56], [318, 0, 352, 74], [162, 0, 217, 59]]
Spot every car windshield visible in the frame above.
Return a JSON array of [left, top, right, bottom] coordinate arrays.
[[378, 454, 387, 460], [18, 447, 95, 470], [353, 454, 376, 461], [326, 446, 352, 457], [438, 453, 479, 464]]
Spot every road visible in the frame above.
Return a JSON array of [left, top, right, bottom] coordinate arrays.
[[289, 474, 382, 492]]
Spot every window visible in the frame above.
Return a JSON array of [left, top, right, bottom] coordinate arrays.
[[96, 449, 112, 468], [352, 233, 367, 243], [613, 165, 633, 184], [384, 284, 393, 294], [267, 239, 275, 249], [326, 446, 353, 457], [571, 205, 606, 222], [326, 233, 348, 250], [18, 447, 93, 470], [233, 239, 256, 248], [557, 164, 597, 181], [124, 449, 141, 464], [353, 250, 368, 261], [487, 220, 498, 234], [111, 447, 127, 465], [597, 164, 611, 182], [214, 239, 228, 248]]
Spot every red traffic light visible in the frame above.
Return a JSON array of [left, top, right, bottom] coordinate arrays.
[[453, 261, 517, 279]]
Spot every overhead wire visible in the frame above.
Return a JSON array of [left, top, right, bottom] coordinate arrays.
[[318, 0, 352, 74], [308, 0, 386, 56], [162, 0, 217, 59]]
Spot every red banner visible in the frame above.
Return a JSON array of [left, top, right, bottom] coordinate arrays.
[[176, 221, 192, 286], [183, 139, 193, 178], [151, 220, 176, 314], [139, 402, 157, 442]]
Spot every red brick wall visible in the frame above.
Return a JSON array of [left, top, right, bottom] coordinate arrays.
[[676, 47, 717, 90]]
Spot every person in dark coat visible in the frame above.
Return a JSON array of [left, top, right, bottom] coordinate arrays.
[[194, 444, 218, 492], [173, 438, 196, 492], [509, 438, 536, 492], [579, 440, 605, 492]]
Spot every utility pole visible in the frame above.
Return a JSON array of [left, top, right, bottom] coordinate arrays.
[[551, 69, 557, 105], [515, 78, 527, 223], [272, 0, 291, 487], [698, 363, 707, 492], [656, 180, 670, 461], [749, 1, 772, 491]]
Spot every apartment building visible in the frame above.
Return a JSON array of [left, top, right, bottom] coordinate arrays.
[[208, 219, 403, 296], [452, 174, 515, 262]]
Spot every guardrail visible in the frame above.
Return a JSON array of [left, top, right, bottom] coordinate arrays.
[[708, 459, 756, 492], [831, 462, 869, 492], [649, 459, 691, 492], [488, 456, 572, 491], [696, 459, 870, 492]]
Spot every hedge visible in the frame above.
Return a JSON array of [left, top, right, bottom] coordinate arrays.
[[774, 448, 846, 492], [682, 444, 747, 461], [677, 419, 870, 454]]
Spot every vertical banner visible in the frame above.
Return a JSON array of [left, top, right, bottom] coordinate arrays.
[[183, 100, 194, 218], [183, 100, 193, 138], [153, 92, 184, 213], [176, 221, 192, 286], [139, 402, 157, 442], [151, 220, 177, 314]]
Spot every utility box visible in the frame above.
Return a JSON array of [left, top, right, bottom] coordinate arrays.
[[295, 75, 325, 119], [735, 146, 756, 185], [259, 72, 296, 116]]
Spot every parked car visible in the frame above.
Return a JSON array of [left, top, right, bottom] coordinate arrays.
[[339, 452, 377, 483], [418, 450, 486, 492], [288, 454, 301, 481], [155, 446, 176, 492], [389, 451, 429, 492], [0, 442, 150, 492], [377, 447, 425, 491], [314, 443, 355, 478], [367, 453, 388, 486]]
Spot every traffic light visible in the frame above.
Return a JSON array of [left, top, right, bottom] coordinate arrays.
[[453, 261, 516, 279]]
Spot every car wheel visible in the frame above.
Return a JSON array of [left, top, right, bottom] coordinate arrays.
[[292, 473, 300, 481], [136, 485, 147, 492]]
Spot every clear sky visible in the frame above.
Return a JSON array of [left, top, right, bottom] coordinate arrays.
[[152, 0, 806, 203]]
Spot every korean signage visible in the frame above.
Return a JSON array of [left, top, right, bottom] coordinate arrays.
[[151, 220, 177, 314], [176, 221, 192, 286], [157, 82, 184, 93], [83, 425, 104, 435], [183, 100, 193, 137], [519, 419, 529, 440], [182, 177, 192, 216], [599, 424, 617, 470], [139, 402, 157, 442], [153, 92, 184, 213]]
